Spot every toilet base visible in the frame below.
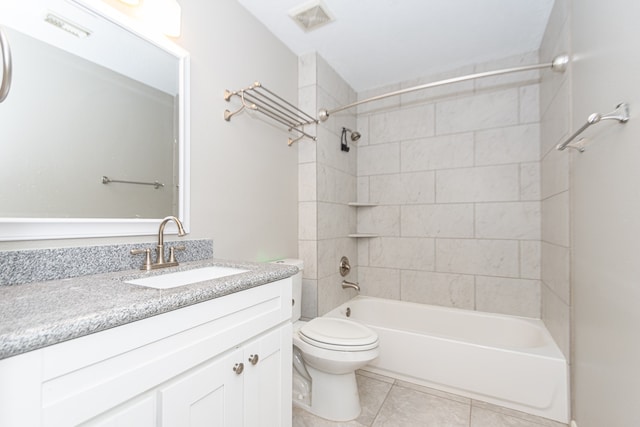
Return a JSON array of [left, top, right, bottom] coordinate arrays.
[[295, 365, 361, 422]]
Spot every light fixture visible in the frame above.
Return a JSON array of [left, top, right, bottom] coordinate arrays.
[[44, 13, 91, 38], [118, 0, 181, 37], [141, 0, 181, 37]]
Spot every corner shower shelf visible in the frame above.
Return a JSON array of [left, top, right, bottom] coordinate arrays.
[[348, 202, 379, 238], [347, 202, 378, 207]]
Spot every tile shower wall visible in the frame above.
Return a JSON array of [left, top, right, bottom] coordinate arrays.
[[298, 53, 359, 318], [539, 0, 571, 360], [355, 52, 543, 318]]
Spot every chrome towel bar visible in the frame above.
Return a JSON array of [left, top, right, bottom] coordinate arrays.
[[102, 176, 164, 189], [556, 103, 630, 152], [0, 27, 12, 103], [224, 82, 317, 146]]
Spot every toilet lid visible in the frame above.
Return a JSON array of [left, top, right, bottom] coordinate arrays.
[[299, 317, 378, 350]]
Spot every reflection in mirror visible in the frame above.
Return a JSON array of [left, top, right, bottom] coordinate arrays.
[[0, 0, 189, 240]]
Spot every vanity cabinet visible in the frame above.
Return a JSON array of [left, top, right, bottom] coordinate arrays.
[[0, 278, 292, 427], [161, 326, 288, 427]]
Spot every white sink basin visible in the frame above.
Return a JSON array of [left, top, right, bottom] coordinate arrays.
[[126, 266, 249, 289]]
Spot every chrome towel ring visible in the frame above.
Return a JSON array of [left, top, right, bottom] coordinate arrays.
[[0, 27, 12, 103]]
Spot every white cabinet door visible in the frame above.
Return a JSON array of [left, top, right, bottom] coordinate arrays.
[[243, 324, 292, 427], [160, 348, 244, 427], [82, 393, 156, 427]]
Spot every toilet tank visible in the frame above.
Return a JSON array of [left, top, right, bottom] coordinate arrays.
[[272, 258, 303, 322]]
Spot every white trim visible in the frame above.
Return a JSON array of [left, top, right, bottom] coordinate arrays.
[[0, 0, 190, 241]]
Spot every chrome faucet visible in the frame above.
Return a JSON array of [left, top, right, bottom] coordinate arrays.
[[342, 280, 360, 292], [131, 216, 187, 270]]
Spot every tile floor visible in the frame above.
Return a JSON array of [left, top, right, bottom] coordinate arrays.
[[293, 370, 568, 427]]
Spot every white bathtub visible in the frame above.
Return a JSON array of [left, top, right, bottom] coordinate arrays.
[[325, 296, 569, 423]]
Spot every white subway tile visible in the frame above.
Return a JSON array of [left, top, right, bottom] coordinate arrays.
[[401, 133, 474, 172], [473, 51, 540, 90], [541, 191, 570, 247], [436, 239, 519, 277], [400, 270, 474, 309], [475, 276, 541, 318], [520, 240, 541, 280], [301, 278, 317, 319], [475, 202, 541, 240], [541, 149, 570, 199], [542, 283, 571, 359], [369, 104, 435, 144], [520, 162, 541, 201], [317, 126, 357, 176], [541, 242, 570, 304], [357, 239, 370, 266], [298, 240, 317, 280], [357, 83, 401, 116], [298, 53, 317, 89], [357, 177, 370, 203], [318, 273, 353, 315], [400, 64, 475, 104], [540, 79, 570, 156], [358, 205, 400, 236], [317, 202, 355, 239], [475, 124, 540, 166], [298, 202, 317, 240], [317, 237, 357, 279], [370, 237, 435, 270], [401, 204, 474, 238], [520, 84, 540, 123], [298, 163, 317, 201], [370, 172, 435, 205], [436, 165, 520, 203], [359, 267, 401, 299], [317, 164, 356, 204], [435, 89, 519, 135], [358, 143, 400, 176]]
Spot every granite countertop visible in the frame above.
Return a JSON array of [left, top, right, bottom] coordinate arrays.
[[0, 259, 298, 360]]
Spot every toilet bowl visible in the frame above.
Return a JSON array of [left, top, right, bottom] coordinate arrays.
[[273, 259, 380, 422]]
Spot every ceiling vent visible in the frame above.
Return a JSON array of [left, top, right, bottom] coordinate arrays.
[[289, 0, 334, 32]]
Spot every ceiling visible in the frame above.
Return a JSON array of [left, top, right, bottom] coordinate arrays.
[[236, 0, 556, 92]]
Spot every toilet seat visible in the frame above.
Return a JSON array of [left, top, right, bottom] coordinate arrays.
[[298, 317, 378, 351]]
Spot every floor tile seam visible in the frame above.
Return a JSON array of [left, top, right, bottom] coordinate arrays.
[[368, 382, 397, 426], [469, 399, 557, 426], [392, 382, 473, 407]]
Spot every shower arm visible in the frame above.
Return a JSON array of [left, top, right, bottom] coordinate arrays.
[[318, 54, 569, 122]]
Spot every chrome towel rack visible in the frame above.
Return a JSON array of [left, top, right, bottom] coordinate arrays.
[[556, 103, 630, 152], [224, 82, 317, 146], [102, 176, 164, 189]]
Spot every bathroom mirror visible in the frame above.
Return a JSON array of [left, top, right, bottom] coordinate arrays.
[[0, 0, 190, 240]]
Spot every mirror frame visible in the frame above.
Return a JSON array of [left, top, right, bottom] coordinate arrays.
[[0, 0, 190, 241]]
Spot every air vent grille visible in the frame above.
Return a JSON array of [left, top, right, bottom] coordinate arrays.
[[289, 1, 334, 32]]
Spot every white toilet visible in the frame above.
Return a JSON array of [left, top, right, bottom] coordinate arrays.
[[275, 259, 379, 422]]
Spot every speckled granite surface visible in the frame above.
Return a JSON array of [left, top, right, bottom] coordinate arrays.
[[0, 239, 213, 286], [0, 258, 298, 360]]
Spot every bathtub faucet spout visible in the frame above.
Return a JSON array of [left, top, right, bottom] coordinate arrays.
[[342, 280, 360, 292]]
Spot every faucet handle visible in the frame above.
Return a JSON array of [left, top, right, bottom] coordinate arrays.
[[131, 248, 153, 270], [168, 245, 185, 264]]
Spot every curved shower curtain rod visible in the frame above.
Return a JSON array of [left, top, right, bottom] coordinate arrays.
[[318, 54, 569, 122]]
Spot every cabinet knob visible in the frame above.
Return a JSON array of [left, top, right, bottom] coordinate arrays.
[[233, 362, 244, 375], [248, 354, 259, 365]]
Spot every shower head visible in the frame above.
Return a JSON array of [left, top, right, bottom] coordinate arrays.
[[344, 128, 361, 142]]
